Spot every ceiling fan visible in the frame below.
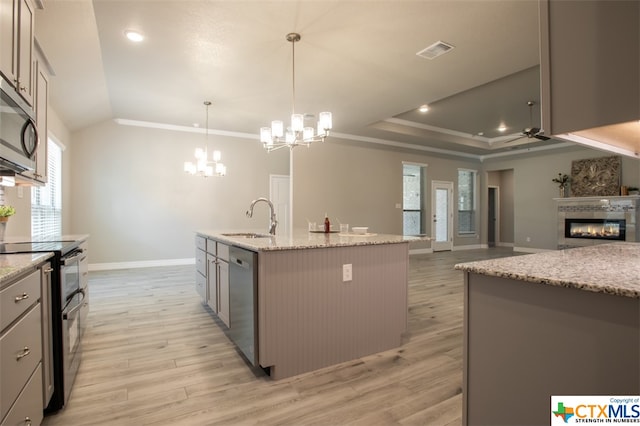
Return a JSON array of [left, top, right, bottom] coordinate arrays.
[[504, 101, 550, 143]]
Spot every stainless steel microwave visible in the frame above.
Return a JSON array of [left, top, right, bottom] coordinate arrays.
[[0, 77, 38, 173]]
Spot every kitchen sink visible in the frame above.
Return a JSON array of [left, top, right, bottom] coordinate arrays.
[[221, 232, 273, 239]]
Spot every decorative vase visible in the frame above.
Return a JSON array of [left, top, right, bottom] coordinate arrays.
[[559, 186, 566, 197], [0, 219, 6, 241]]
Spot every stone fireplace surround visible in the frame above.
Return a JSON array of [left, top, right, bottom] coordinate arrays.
[[556, 196, 639, 249]]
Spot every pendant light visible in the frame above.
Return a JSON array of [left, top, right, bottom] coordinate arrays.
[[260, 33, 332, 152], [184, 101, 226, 177]]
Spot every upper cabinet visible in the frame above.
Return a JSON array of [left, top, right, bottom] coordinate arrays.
[[539, 0, 640, 158], [0, 0, 36, 106]]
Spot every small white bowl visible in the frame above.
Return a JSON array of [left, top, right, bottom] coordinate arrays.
[[352, 227, 368, 234]]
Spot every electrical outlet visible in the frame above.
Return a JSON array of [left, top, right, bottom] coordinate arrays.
[[17, 187, 23, 199], [342, 264, 352, 282], [395, 203, 402, 209], [526, 237, 531, 242]]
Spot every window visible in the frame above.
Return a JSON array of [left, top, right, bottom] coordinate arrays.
[[403, 163, 426, 235], [458, 169, 477, 234], [31, 138, 62, 239]]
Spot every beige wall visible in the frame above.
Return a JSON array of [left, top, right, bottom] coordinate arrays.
[[483, 147, 640, 250], [291, 137, 483, 249], [69, 120, 289, 264]]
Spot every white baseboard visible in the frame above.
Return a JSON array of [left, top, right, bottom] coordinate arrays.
[[409, 248, 433, 255], [513, 247, 554, 254], [497, 242, 514, 247], [452, 244, 484, 251], [89, 258, 195, 272]]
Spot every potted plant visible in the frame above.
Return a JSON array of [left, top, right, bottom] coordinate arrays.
[[552, 173, 571, 197], [0, 205, 16, 222]]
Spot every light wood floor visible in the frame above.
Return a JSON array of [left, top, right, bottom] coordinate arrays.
[[42, 248, 521, 426]]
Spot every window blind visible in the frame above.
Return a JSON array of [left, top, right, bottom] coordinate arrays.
[[31, 138, 62, 240]]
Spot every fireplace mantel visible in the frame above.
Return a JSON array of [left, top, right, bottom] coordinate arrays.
[[554, 195, 640, 202]]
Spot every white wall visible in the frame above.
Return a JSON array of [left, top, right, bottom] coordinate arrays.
[[69, 120, 288, 265]]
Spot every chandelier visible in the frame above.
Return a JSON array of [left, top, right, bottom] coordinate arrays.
[[184, 101, 227, 177], [260, 33, 332, 152]]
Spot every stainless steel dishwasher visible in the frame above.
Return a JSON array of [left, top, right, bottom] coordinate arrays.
[[228, 246, 258, 366]]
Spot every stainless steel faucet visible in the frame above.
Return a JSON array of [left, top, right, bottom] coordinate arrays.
[[246, 197, 278, 235]]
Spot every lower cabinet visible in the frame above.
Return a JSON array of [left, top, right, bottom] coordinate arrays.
[[1, 363, 43, 426], [217, 258, 229, 327], [40, 262, 54, 408], [196, 235, 230, 328], [0, 268, 43, 426], [206, 253, 217, 314]]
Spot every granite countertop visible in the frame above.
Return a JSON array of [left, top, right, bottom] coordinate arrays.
[[455, 243, 640, 299], [197, 229, 424, 252], [1, 234, 90, 243], [0, 252, 54, 287]]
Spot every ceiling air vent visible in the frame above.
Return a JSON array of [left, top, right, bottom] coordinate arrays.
[[416, 41, 455, 60]]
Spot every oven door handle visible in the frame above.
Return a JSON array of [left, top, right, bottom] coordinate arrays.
[[63, 294, 84, 320], [62, 288, 85, 315], [61, 250, 83, 265]]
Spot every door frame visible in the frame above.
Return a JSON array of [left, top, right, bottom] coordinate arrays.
[[431, 180, 454, 251], [488, 185, 500, 248], [269, 174, 291, 236]]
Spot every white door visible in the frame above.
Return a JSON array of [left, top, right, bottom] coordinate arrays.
[[270, 174, 290, 236], [431, 181, 454, 251]]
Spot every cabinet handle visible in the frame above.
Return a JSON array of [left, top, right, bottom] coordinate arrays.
[[44, 267, 54, 274], [24, 417, 32, 426], [14, 293, 29, 302], [16, 346, 31, 360]]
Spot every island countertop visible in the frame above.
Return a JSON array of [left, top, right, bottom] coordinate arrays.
[[455, 242, 640, 299], [0, 252, 54, 287], [197, 229, 423, 252]]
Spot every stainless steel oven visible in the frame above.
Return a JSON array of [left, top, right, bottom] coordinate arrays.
[[0, 77, 38, 173], [59, 248, 84, 405]]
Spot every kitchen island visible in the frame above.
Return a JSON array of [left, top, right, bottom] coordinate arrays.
[[196, 230, 417, 379], [455, 243, 640, 426]]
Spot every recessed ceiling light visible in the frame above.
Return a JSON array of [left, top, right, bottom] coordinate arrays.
[[125, 30, 144, 42], [497, 124, 507, 132], [418, 104, 429, 113]]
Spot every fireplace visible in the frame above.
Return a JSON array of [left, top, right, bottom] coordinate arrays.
[[564, 219, 625, 240], [556, 196, 639, 249]]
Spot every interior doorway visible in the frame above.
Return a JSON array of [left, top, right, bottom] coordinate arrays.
[[270, 174, 290, 236], [488, 186, 500, 247], [431, 181, 453, 251]]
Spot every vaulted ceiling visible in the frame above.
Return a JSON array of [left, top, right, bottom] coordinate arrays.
[[35, 0, 573, 159]]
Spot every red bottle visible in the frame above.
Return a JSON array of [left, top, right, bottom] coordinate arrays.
[[324, 214, 330, 233]]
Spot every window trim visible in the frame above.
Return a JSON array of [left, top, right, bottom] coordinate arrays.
[[457, 168, 478, 236]]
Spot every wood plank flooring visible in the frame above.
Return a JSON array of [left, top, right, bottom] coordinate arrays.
[[42, 248, 521, 426]]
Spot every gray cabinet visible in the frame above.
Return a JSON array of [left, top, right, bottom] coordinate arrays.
[[40, 262, 53, 408], [206, 239, 229, 327], [0, 0, 35, 106], [539, 0, 639, 156], [0, 268, 43, 426], [194, 235, 230, 327], [195, 236, 207, 301]]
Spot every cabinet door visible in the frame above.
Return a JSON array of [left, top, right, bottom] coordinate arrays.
[[217, 260, 230, 328], [33, 59, 48, 182], [16, 0, 34, 105], [40, 262, 54, 407], [206, 254, 217, 313], [0, 0, 17, 84]]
